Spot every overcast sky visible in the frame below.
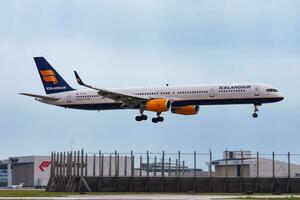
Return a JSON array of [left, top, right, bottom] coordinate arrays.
[[1, 0, 300, 166]]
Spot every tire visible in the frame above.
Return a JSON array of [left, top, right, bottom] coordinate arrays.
[[152, 118, 158, 123], [252, 113, 258, 118], [158, 116, 164, 122], [135, 116, 142, 121], [141, 115, 148, 121]]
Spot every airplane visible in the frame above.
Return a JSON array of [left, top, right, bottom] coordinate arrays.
[[20, 57, 284, 123], [7, 183, 24, 189]]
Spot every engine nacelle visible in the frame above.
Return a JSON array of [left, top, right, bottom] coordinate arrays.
[[145, 99, 171, 113], [171, 105, 199, 115]]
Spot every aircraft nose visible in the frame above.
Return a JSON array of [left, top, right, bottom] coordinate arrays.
[[277, 93, 284, 101]]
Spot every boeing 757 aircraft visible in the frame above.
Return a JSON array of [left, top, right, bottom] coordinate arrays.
[[20, 57, 284, 123]]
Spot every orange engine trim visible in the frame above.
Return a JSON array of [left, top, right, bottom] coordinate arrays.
[[145, 99, 170, 113], [171, 105, 199, 115]]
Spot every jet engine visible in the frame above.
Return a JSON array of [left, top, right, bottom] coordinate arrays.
[[145, 99, 171, 113], [171, 105, 199, 115]]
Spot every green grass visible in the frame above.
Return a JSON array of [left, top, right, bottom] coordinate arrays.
[[0, 190, 74, 197], [229, 198, 300, 200], [0, 190, 300, 198]]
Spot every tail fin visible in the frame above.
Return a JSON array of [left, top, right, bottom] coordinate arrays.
[[34, 57, 75, 94]]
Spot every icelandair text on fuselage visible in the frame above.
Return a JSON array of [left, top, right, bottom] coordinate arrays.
[[46, 86, 66, 90], [219, 85, 251, 90]]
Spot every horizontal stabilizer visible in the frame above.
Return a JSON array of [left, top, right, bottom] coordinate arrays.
[[19, 93, 60, 101]]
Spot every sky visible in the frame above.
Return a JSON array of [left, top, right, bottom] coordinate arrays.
[[1, 0, 300, 167]]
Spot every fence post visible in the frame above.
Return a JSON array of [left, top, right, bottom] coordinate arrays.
[[209, 150, 212, 178], [272, 152, 275, 178], [139, 155, 142, 177], [147, 151, 149, 177], [117, 153, 120, 177], [288, 152, 290, 178], [56, 152, 59, 177], [182, 161, 185, 176], [131, 151, 134, 177], [63, 152, 66, 176], [241, 151, 244, 178], [98, 151, 101, 177], [60, 152, 63, 176], [257, 152, 259, 178], [178, 151, 181, 177], [93, 154, 96, 176], [77, 151, 80, 177], [109, 154, 112, 177], [73, 151, 76, 177], [125, 155, 127, 177], [101, 154, 104, 177], [81, 149, 84, 177], [115, 151, 117, 177], [162, 151, 165, 177], [65, 151, 71, 176], [85, 154, 88, 176], [168, 158, 171, 177], [154, 156, 157, 177], [50, 152, 54, 178], [225, 150, 228, 178], [175, 159, 178, 176], [194, 151, 196, 177]]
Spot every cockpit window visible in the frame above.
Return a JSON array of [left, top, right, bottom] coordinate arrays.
[[266, 88, 278, 92]]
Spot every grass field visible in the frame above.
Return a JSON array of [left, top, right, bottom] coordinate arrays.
[[0, 190, 300, 199], [0, 190, 73, 197]]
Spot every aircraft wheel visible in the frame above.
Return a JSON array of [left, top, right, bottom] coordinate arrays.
[[152, 118, 158, 123], [135, 116, 142, 121], [141, 115, 148, 121], [157, 116, 164, 122], [252, 113, 258, 118]]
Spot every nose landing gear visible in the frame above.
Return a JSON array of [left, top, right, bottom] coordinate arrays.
[[252, 104, 261, 118]]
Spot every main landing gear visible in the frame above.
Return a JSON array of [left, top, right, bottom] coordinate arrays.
[[252, 104, 261, 118], [135, 110, 164, 123], [152, 112, 164, 123], [135, 108, 148, 121]]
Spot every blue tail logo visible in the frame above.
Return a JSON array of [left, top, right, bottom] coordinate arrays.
[[34, 57, 75, 94]]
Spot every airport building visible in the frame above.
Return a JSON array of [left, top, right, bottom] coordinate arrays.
[[0, 154, 131, 188], [0, 160, 8, 187], [211, 151, 300, 177], [9, 156, 51, 187]]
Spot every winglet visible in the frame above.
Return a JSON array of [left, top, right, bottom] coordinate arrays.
[[74, 71, 85, 86]]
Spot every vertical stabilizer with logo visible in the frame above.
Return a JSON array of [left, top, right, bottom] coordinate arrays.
[[34, 57, 75, 94]]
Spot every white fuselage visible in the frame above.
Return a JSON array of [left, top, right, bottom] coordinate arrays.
[[37, 83, 284, 111]]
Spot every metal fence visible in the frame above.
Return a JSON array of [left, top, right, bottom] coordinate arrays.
[[49, 150, 300, 179]]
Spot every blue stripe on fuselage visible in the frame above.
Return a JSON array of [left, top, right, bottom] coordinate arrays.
[[61, 97, 283, 111]]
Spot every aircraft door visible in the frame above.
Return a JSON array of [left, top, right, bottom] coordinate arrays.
[[254, 87, 260, 96], [67, 95, 72, 103], [209, 88, 215, 98]]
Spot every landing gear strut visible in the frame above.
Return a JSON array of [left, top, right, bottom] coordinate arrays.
[[252, 104, 260, 118], [152, 112, 164, 123], [135, 108, 148, 122]]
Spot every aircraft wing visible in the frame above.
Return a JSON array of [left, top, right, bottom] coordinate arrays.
[[74, 71, 148, 108], [19, 93, 60, 101]]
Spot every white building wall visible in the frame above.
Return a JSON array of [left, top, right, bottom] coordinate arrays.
[[33, 156, 51, 187], [85, 156, 132, 176]]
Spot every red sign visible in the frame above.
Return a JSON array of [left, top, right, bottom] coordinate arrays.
[[39, 160, 51, 172]]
